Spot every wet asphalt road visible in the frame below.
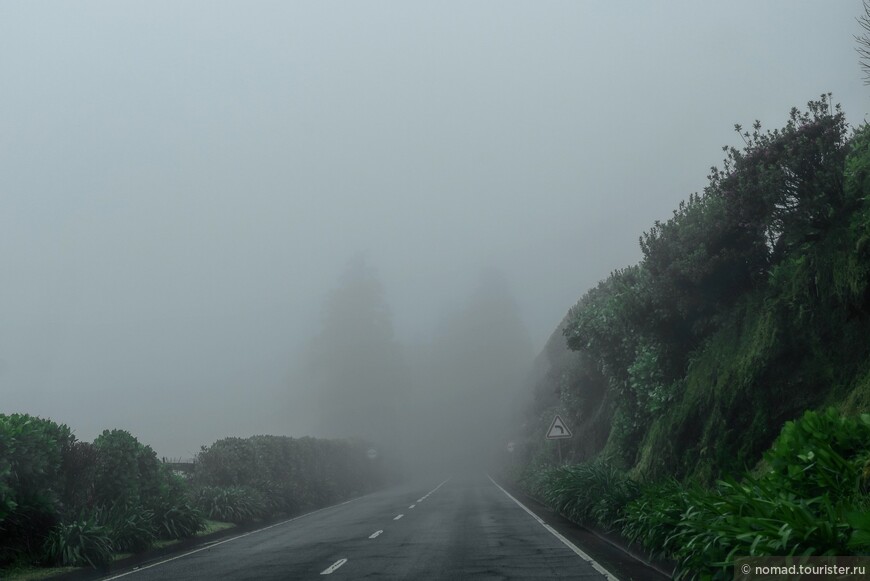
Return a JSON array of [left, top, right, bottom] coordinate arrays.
[[98, 473, 652, 580]]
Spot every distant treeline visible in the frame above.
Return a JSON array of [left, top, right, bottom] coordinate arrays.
[[0, 413, 384, 571], [509, 95, 870, 577]]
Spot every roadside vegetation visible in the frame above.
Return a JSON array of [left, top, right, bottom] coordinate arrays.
[[0, 414, 384, 576], [191, 434, 385, 523], [509, 96, 870, 579]]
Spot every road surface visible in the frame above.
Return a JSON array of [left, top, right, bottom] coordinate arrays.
[[99, 473, 662, 580]]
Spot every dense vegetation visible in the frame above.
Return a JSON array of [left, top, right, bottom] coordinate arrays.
[[192, 435, 385, 523], [509, 97, 870, 578], [0, 415, 203, 569], [0, 414, 384, 573], [521, 409, 870, 579]]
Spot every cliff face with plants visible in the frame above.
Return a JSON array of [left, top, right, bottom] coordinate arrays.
[[509, 97, 870, 578]]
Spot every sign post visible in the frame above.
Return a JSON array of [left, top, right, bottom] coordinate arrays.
[[545, 414, 572, 464]]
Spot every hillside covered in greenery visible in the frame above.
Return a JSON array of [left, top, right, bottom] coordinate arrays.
[[509, 96, 870, 578]]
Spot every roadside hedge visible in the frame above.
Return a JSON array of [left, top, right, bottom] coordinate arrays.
[[0, 414, 387, 571], [192, 435, 384, 522], [0, 415, 204, 569]]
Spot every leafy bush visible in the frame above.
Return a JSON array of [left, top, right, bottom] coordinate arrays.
[[193, 438, 257, 488], [0, 423, 17, 525], [156, 503, 204, 539], [59, 441, 98, 515], [194, 435, 382, 520], [0, 415, 74, 498], [0, 498, 60, 566], [0, 411, 380, 573], [250, 479, 300, 517], [193, 486, 266, 524], [763, 408, 870, 499], [0, 418, 209, 567], [92, 429, 163, 509], [97, 503, 156, 553], [43, 516, 113, 568], [0, 414, 73, 565]]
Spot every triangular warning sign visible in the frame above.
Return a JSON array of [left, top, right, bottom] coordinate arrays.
[[546, 414, 572, 439]]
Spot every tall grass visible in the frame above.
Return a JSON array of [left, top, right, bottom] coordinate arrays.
[[524, 458, 639, 531]]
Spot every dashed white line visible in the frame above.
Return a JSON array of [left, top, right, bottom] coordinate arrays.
[[320, 558, 348, 575], [487, 475, 621, 581], [369, 530, 383, 539], [430, 479, 450, 495], [416, 478, 449, 505], [393, 514, 404, 520], [409, 504, 416, 509]]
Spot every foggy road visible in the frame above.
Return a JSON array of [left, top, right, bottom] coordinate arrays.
[[96, 474, 656, 580]]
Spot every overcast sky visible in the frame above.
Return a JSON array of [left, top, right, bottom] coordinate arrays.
[[2, 1, 868, 458]]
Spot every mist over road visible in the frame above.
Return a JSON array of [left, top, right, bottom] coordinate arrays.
[[95, 474, 661, 580]]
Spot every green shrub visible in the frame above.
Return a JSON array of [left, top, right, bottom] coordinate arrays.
[[0, 427, 16, 524], [252, 479, 300, 517], [763, 408, 870, 499], [194, 435, 383, 519], [193, 438, 256, 488], [92, 429, 162, 509], [98, 502, 156, 553], [156, 503, 204, 539], [193, 486, 266, 524], [0, 415, 73, 497], [43, 516, 113, 568], [0, 414, 73, 565], [0, 497, 60, 566], [59, 441, 98, 515]]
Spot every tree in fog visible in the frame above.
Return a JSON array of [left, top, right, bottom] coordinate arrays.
[[307, 256, 405, 454], [857, 1, 870, 84], [406, 268, 534, 470]]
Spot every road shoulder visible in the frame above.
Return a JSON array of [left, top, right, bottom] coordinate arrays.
[[489, 475, 673, 581]]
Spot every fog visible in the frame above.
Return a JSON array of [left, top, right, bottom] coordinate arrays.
[[1, 1, 868, 462], [305, 258, 532, 473]]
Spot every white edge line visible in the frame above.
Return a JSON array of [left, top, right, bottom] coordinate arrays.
[[100, 495, 367, 580], [487, 474, 621, 581], [320, 557, 348, 575]]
